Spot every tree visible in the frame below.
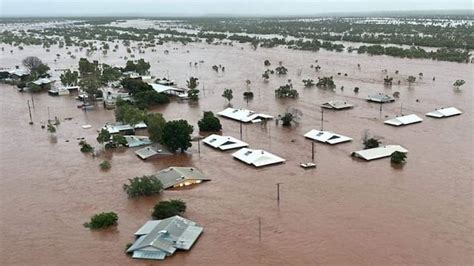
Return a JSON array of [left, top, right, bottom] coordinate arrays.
[[123, 175, 163, 198], [115, 103, 146, 126], [275, 84, 299, 98], [79, 78, 100, 100], [302, 79, 315, 87], [162, 120, 193, 152], [79, 140, 94, 153], [100, 64, 122, 84], [198, 111, 222, 132], [275, 66, 288, 75], [280, 112, 294, 127], [186, 77, 200, 101], [316, 76, 336, 89], [363, 137, 381, 149], [407, 75, 416, 85], [152, 199, 186, 219], [222, 88, 233, 104], [83, 212, 118, 229], [264, 60, 271, 66], [99, 160, 111, 170], [96, 128, 111, 144], [145, 113, 167, 143], [124, 59, 151, 75], [60, 70, 79, 86], [453, 79, 465, 89], [78, 58, 98, 75], [22, 56, 42, 71], [391, 151, 407, 164]]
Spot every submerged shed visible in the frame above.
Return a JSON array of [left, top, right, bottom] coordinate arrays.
[[202, 134, 249, 151], [426, 107, 462, 118], [321, 100, 354, 110], [304, 129, 352, 144], [154, 167, 210, 189], [127, 216, 203, 260], [352, 145, 408, 161], [384, 114, 423, 126], [232, 148, 285, 167], [367, 93, 395, 103]]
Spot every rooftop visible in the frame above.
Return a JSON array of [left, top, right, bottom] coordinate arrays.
[[321, 100, 354, 110], [426, 107, 462, 118], [154, 167, 210, 189], [304, 129, 352, 144], [232, 148, 285, 167], [384, 114, 423, 126], [218, 107, 273, 123], [352, 145, 408, 161], [202, 134, 249, 151], [367, 93, 395, 103], [135, 144, 172, 160]]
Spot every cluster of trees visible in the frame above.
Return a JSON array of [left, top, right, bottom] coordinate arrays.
[[123, 59, 151, 75], [357, 45, 470, 63], [198, 111, 222, 132], [96, 128, 127, 149], [275, 84, 299, 98], [152, 199, 186, 219], [316, 76, 336, 89], [120, 78, 170, 108], [83, 212, 118, 229], [123, 175, 163, 198]]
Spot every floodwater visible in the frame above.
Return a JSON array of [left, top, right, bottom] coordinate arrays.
[[0, 40, 473, 265]]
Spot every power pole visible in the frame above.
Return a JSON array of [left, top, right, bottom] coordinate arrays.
[[276, 183, 283, 205], [311, 141, 315, 162], [320, 107, 324, 131], [239, 122, 243, 140], [258, 217, 262, 241], [31, 95, 35, 109], [27, 100, 33, 125], [47, 106, 51, 123]]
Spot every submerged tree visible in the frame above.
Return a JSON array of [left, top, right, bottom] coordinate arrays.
[[316, 76, 336, 89], [275, 84, 299, 98], [161, 120, 194, 152], [391, 151, 407, 164], [222, 88, 233, 104], [302, 79, 315, 87], [275, 66, 288, 75], [60, 69, 79, 86], [198, 111, 222, 132], [453, 79, 465, 89], [407, 75, 416, 86], [123, 175, 163, 198], [152, 199, 186, 219], [83, 212, 118, 229]]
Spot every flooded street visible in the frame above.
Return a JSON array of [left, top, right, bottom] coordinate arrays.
[[0, 42, 473, 265]]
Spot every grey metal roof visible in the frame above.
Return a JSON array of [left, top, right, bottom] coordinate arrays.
[[135, 144, 172, 160], [128, 216, 204, 260], [154, 167, 210, 189]]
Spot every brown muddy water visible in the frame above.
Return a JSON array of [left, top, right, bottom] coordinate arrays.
[[0, 41, 473, 265]]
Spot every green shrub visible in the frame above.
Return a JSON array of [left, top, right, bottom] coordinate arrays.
[[152, 199, 186, 219], [84, 212, 118, 229], [198, 111, 222, 132], [391, 151, 407, 164], [123, 175, 163, 198], [363, 137, 381, 149], [79, 140, 94, 153], [99, 160, 111, 170]]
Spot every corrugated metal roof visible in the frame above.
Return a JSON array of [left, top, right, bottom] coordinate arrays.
[[367, 93, 395, 103], [202, 134, 249, 150], [321, 100, 354, 110], [218, 108, 273, 123], [384, 114, 423, 126], [154, 167, 210, 189], [304, 129, 352, 144], [124, 135, 152, 148], [353, 145, 408, 161], [135, 144, 172, 160], [426, 107, 462, 118], [232, 148, 285, 167]]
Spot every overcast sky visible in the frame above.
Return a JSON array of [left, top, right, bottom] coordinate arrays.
[[1, 0, 472, 17]]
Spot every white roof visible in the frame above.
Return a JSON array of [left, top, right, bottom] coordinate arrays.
[[321, 100, 354, 110], [103, 122, 147, 134], [218, 108, 273, 123], [384, 114, 423, 126], [8, 68, 30, 77], [232, 148, 285, 167], [124, 135, 152, 147], [353, 145, 408, 161], [426, 107, 462, 118], [33, 78, 53, 85], [202, 134, 249, 150], [149, 83, 185, 94], [304, 129, 352, 144], [367, 94, 395, 103]]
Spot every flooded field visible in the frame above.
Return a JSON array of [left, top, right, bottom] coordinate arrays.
[[0, 41, 473, 265]]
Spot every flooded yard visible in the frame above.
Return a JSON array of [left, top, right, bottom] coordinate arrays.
[[0, 41, 472, 265]]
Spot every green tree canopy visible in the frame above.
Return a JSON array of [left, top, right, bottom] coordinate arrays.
[[145, 113, 167, 143], [96, 128, 111, 144], [198, 111, 222, 132], [83, 212, 118, 229], [222, 88, 233, 103], [152, 199, 186, 219], [123, 175, 163, 198], [60, 69, 79, 86], [162, 120, 193, 152]]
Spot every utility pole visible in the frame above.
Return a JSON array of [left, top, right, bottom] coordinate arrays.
[[311, 141, 315, 162], [239, 122, 243, 140], [47, 106, 51, 123], [197, 139, 201, 155], [320, 107, 324, 131], [31, 95, 35, 109], [379, 102, 383, 118], [276, 182, 283, 205], [400, 102, 403, 116], [258, 217, 262, 241], [27, 100, 33, 125]]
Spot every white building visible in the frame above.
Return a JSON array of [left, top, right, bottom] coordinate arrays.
[[202, 134, 249, 151], [426, 107, 462, 118], [218, 108, 273, 123], [148, 83, 187, 97], [384, 114, 423, 126], [352, 145, 408, 161], [232, 148, 285, 167], [304, 129, 352, 144], [321, 100, 354, 110]]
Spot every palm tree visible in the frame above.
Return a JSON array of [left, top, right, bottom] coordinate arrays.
[[222, 89, 233, 105]]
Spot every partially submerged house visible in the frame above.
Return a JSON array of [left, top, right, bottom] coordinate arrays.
[[384, 114, 423, 126], [127, 215, 203, 260], [124, 136, 152, 147], [8, 67, 30, 80], [31, 78, 54, 90], [202, 134, 249, 151], [232, 148, 285, 167], [304, 129, 352, 144], [155, 78, 176, 86], [367, 93, 395, 103], [48, 86, 79, 96], [135, 145, 173, 160], [352, 145, 408, 161], [154, 167, 210, 189], [218, 108, 273, 123], [104, 92, 133, 109], [426, 107, 462, 118], [103, 122, 147, 134], [321, 100, 354, 110], [149, 83, 187, 97]]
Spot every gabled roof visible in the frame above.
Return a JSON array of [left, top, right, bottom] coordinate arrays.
[[103, 122, 147, 134], [154, 167, 210, 189], [148, 83, 185, 94], [426, 107, 462, 118], [8, 68, 30, 77], [202, 134, 249, 150], [127, 216, 203, 260], [232, 148, 285, 167], [367, 93, 395, 103], [304, 129, 352, 144], [384, 114, 423, 126], [321, 100, 354, 110], [352, 145, 408, 161], [124, 135, 152, 147], [32, 78, 53, 85], [135, 145, 172, 160], [218, 108, 273, 123]]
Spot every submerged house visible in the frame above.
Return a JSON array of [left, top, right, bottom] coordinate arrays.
[[149, 83, 187, 97], [218, 108, 273, 123], [202, 134, 249, 151], [124, 136, 152, 147], [104, 92, 133, 109], [352, 145, 408, 161], [367, 93, 395, 103], [8, 67, 30, 80], [154, 167, 210, 189], [321, 100, 354, 110], [384, 114, 423, 126], [304, 129, 352, 144], [103, 122, 147, 134], [232, 148, 285, 167], [127, 216, 203, 261], [426, 107, 462, 118], [135, 144, 173, 160]]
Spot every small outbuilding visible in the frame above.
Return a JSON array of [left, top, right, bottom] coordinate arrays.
[[352, 145, 408, 161], [202, 134, 249, 151], [232, 148, 285, 167], [426, 107, 462, 118], [127, 216, 203, 261], [304, 129, 352, 144], [154, 167, 210, 189], [367, 93, 395, 103], [384, 114, 423, 126], [321, 100, 354, 110], [218, 107, 273, 123]]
